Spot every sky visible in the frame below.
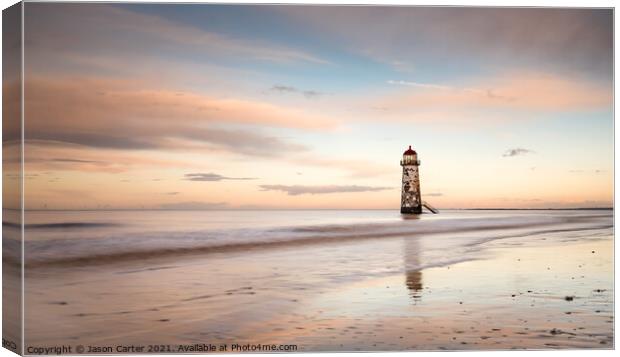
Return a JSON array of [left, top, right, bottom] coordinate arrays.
[[6, 3, 613, 209]]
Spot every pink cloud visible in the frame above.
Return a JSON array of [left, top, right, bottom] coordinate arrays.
[[25, 77, 335, 132], [14, 76, 336, 168], [376, 72, 611, 120], [21, 141, 195, 173]]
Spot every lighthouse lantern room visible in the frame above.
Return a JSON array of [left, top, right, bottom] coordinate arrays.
[[400, 145, 422, 214]]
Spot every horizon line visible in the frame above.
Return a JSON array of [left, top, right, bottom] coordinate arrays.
[[2, 207, 614, 212]]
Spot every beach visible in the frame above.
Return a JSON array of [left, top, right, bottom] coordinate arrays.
[[10, 209, 613, 351]]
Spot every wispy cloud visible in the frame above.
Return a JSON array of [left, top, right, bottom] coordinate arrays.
[[569, 169, 606, 174], [286, 155, 393, 178], [25, 77, 336, 132], [502, 148, 534, 157], [271, 85, 297, 93], [270, 85, 324, 98], [16, 141, 195, 173], [51, 158, 105, 164], [20, 77, 329, 163], [27, 4, 329, 72], [379, 73, 609, 122], [282, 7, 612, 79], [185, 173, 257, 182], [160, 201, 228, 210], [424, 192, 444, 197], [259, 184, 392, 196], [302, 90, 322, 98], [387, 80, 452, 91], [387, 80, 518, 104]]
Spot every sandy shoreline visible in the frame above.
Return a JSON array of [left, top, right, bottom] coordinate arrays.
[[22, 221, 613, 351], [250, 238, 614, 350]]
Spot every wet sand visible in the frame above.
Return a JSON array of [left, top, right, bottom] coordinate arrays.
[[23, 224, 613, 351], [250, 239, 614, 350]]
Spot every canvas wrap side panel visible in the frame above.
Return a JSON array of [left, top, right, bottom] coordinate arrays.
[[3, 1, 24, 355]]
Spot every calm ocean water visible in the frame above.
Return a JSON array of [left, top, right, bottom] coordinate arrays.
[[4, 209, 612, 267]]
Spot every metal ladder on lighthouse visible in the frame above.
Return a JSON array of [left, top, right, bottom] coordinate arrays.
[[422, 201, 439, 214]]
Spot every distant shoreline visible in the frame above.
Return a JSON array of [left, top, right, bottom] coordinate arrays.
[[461, 207, 613, 211]]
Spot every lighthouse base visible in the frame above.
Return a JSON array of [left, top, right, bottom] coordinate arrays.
[[401, 206, 422, 214]]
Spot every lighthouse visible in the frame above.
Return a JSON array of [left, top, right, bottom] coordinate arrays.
[[400, 145, 422, 214]]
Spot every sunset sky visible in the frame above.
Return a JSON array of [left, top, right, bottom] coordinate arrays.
[[10, 3, 613, 209]]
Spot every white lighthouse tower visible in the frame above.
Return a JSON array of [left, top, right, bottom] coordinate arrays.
[[400, 145, 422, 214]]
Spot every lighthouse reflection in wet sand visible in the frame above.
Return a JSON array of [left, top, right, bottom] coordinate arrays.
[[400, 145, 422, 214]]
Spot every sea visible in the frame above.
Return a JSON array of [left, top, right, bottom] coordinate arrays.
[[10, 209, 613, 267]]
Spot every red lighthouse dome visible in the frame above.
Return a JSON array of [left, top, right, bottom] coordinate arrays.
[[403, 145, 416, 155]]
